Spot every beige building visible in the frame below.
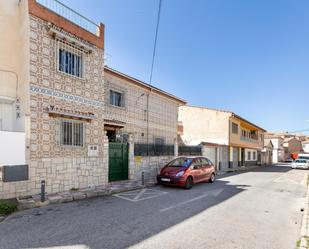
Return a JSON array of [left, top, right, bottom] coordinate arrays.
[[178, 106, 266, 170], [264, 133, 285, 163], [104, 67, 186, 145]]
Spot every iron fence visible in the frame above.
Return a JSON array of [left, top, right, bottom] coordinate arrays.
[[134, 144, 174, 157], [178, 145, 202, 156]]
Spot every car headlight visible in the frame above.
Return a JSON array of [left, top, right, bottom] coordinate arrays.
[[176, 171, 185, 177]]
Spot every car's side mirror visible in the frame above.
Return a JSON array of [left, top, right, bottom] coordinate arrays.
[[193, 165, 199, 170]]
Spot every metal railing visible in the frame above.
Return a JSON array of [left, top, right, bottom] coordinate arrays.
[[240, 136, 259, 144], [178, 145, 202, 156], [134, 144, 175, 157], [36, 0, 100, 35]]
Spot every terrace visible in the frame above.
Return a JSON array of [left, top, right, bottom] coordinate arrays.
[[35, 0, 100, 35]]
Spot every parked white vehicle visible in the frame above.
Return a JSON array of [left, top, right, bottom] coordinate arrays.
[[297, 154, 309, 162], [291, 159, 309, 169]]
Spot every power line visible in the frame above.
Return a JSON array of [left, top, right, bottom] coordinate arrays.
[[149, 0, 162, 85]]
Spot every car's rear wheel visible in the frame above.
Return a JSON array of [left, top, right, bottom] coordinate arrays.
[[209, 173, 215, 183], [184, 176, 193, 189]]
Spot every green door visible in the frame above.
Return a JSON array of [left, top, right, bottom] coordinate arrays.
[[109, 142, 129, 182]]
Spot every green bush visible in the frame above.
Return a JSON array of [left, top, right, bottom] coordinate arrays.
[[0, 200, 17, 215]]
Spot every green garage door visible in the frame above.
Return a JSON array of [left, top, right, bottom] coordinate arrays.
[[109, 143, 129, 182]]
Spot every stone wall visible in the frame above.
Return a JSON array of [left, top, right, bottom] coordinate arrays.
[[128, 135, 176, 185], [0, 13, 107, 199], [26, 15, 107, 197]]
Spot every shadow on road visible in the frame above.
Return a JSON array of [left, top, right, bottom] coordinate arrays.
[[216, 164, 292, 180], [0, 175, 252, 249]]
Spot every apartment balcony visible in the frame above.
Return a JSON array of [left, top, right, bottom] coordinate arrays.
[[36, 0, 99, 35], [30, 0, 104, 49], [0, 131, 26, 166], [240, 136, 259, 144]]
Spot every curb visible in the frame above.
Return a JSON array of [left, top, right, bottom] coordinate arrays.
[[298, 176, 309, 249], [15, 183, 146, 212], [217, 165, 260, 176]]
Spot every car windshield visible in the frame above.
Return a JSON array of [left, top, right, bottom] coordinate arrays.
[[295, 159, 307, 163], [167, 158, 193, 167]]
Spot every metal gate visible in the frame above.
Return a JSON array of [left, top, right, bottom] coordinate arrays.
[[109, 142, 129, 182]]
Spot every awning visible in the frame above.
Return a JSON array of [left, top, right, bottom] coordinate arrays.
[[104, 119, 125, 129]]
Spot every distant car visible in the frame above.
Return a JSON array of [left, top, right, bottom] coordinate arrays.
[[291, 159, 309, 170], [157, 156, 216, 189], [297, 154, 309, 162], [285, 158, 293, 163]]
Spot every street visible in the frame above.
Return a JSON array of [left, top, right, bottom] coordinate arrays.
[[0, 164, 307, 249]]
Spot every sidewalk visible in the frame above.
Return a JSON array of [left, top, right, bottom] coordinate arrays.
[[6, 165, 264, 215], [217, 165, 260, 175], [298, 177, 309, 249], [17, 180, 144, 211]]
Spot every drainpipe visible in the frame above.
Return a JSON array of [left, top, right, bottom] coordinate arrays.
[[146, 90, 151, 159]]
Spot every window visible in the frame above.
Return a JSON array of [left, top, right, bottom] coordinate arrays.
[[232, 122, 238, 134], [110, 90, 123, 107], [60, 120, 84, 147], [57, 41, 83, 78], [248, 151, 251, 160], [253, 151, 256, 160]]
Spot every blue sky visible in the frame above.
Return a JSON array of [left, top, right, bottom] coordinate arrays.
[[61, 0, 309, 133]]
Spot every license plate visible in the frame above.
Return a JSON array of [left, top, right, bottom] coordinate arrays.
[[161, 178, 170, 182]]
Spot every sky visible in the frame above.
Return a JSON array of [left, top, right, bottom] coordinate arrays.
[[61, 0, 309, 133]]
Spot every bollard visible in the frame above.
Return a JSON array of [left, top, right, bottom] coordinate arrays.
[[41, 180, 46, 202], [141, 171, 145, 186]]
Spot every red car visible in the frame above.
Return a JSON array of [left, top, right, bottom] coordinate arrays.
[[157, 156, 216, 189]]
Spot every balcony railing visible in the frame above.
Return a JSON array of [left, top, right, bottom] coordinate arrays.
[[0, 131, 26, 166], [36, 0, 100, 35], [240, 136, 259, 144]]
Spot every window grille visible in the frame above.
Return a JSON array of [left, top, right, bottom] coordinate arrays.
[[57, 40, 84, 78], [60, 120, 84, 147]]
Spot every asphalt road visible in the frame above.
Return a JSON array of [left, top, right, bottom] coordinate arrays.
[[0, 164, 307, 249]]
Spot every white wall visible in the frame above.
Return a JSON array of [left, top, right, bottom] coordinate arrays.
[[272, 148, 278, 163], [303, 144, 309, 153], [245, 149, 257, 161], [0, 131, 26, 165], [178, 106, 231, 145]]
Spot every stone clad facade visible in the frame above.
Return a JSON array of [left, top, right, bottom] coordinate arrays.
[[28, 15, 107, 196], [104, 67, 185, 145], [0, 0, 107, 199]]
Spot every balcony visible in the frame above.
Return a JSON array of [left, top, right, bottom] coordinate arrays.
[[35, 0, 100, 35], [240, 136, 259, 144], [0, 131, 26, 166]]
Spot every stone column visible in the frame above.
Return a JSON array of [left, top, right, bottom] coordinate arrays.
[[174, 138, 178, 157], [102, 131, 109, 186], [128, 133, 135, 180], [229, 146, 233, 168]]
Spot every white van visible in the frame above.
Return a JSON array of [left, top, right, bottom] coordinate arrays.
[[298, 154, 309, 161]]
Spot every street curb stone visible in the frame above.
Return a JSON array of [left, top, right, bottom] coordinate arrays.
[[0, 216, 5, 223], [299, 173, 309, 249]]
